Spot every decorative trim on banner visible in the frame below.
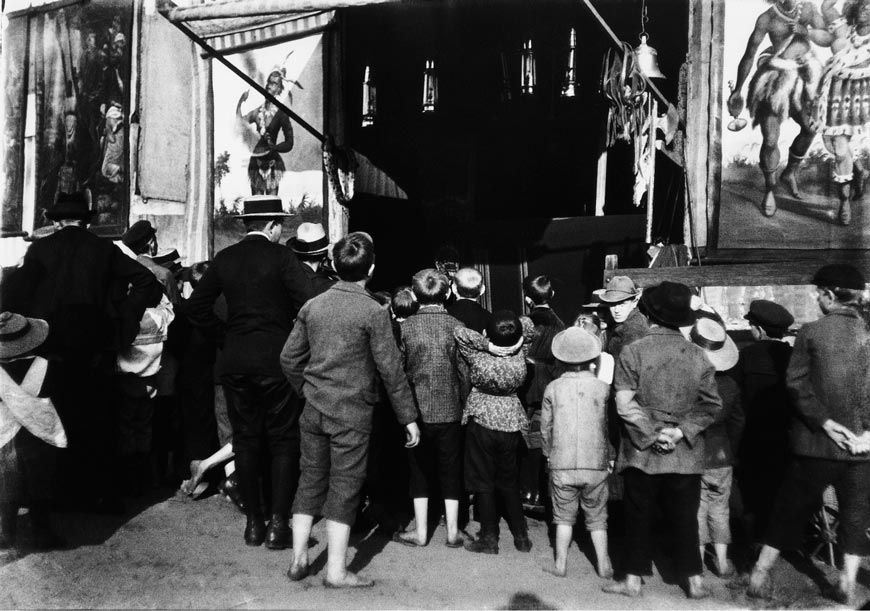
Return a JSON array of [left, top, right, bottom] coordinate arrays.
[[201, 11, 334, 53]]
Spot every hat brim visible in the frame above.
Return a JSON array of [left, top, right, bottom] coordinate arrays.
[[641, 291, 696, 328], [592, 288, 638, 303], [702, 335, 739, 372], [231, 212, 295, 218], [0, 318, 49, 360]]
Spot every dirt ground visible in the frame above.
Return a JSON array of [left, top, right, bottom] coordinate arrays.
[[0, 488, 865, 610]]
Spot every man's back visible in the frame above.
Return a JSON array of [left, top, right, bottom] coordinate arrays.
[[186, 234, 311, 376]]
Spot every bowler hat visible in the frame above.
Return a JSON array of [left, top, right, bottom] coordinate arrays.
[[641, 281, 695, 327], [812, 264, 867, 290], [593, 276, 640, 303], [44, 192, 96, 221], [233, 195, 292, 218], [690, 317, 738, 372], [150, 249, 183, 276], [551, 327, 602, 364], [287, 223, 329, 256], [744, 300, 794, 331], [122, 220, 156, 252], [0, 312, 49, 360]]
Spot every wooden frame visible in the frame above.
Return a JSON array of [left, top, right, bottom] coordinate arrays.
[[684, 0, 870, 279]]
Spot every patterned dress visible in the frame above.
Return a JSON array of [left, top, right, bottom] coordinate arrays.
[[813, 27, 870, 137]]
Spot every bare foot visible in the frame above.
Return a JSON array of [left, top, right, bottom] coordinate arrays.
[[747, 566, 772, 600], [543, 566, 567, 577], [761, 190, 777, 217], [392, 531, 426, 547], [780, 168, 802, 199], [323, 572, 375, 588], [602, 581, 642, 597], [598, 563, 614, 580]]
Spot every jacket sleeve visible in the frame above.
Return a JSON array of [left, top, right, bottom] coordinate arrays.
[[454, 325, 487, 360], [280, 308, 309, 396], [369, 306, 418, 426], [282, 251, 314, 313], [678, 363, 723, 446], [110, 245, 162, 347], [184, 263, 224, 333], [540, 385, 554, 458], [786, 328, 828, 429], [613, 346, 659, 449]]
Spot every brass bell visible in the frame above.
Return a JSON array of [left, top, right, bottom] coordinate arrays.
[[635, 34, 666, 80]]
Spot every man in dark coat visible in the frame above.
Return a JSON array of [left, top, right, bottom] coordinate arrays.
[[286, 222, 336, 298], [3, 192, 162, 511], [185, 195, 312, 550], [747, 265, 870, 607]]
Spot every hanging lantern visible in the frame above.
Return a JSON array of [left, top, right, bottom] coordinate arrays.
[[521, 39, 536, 96], [362, 65, 376, 127], [561, 28, 578, 98], [422, 59, 438, 113], [634, 0, 666, 80]]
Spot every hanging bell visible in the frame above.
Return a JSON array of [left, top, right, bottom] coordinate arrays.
[[634, 34, 666, 80]]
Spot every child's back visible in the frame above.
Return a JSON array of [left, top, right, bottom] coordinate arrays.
[[541, 371, 610, 470]]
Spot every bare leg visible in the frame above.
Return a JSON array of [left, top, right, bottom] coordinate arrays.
[[834, 553, 862, 605], [324, 519, 374, 587], [780, 112, 816, 199], [747, 544, 780, 598], [182, 443, 235, 494], [395, 498, 428, 546], [288, 513, 313, 577], [591, 529, 613, 579], [759, 115, 782, 217], [544, 524, 572, 577], [714, 542, 733, 577], [444, 499, 460, 544], [687, 574, 710, 599], [831, 135, 854, 225]]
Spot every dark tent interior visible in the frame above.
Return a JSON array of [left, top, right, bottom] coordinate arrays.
[[341, 0, 689, 318]]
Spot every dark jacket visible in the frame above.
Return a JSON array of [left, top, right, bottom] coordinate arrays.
[[185, 233, 312, 377], [446, 298, 491, 334], [787, 308, 870, 461], [303, 264, 337, 299], [4, 225, 161, 356], [280, 281, 417, 433], [521, 306, 565, 406], [400, 305, 465, 424]]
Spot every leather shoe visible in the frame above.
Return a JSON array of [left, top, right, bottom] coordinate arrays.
[[265, 515, 291, 550], [219, 475, 246, 513], [514, 534, 532, 552], [244, 515, 266, 546]]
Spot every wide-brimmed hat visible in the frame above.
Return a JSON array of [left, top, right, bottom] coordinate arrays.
[[744, 299, 794, 332], [641, 281, 695, 327], [812, 264, 866, 290], [0, 312, 49, 360], [690, 316, 738, 372], [287, 222, 329, 256], [551, 327, 602, 364], [122, 220, 156, 252], [150, 249, 183, 276], [45, 192, 96, 221], [233, 195, 293, 218], [592, 276, 640, 304]]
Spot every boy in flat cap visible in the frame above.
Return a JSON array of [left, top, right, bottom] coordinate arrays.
[[734, 299, 794, 542], [747, 264, 870, 606], [541, 327, 613, 579], [593, 275, 649, 361]]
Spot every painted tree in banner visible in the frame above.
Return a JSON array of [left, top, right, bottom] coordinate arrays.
[[214, 150, 231, 212]]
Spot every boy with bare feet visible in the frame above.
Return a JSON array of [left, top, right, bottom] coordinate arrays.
[[541, 327, 613, 579]]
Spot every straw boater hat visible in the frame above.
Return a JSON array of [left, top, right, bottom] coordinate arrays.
[[551, 327, 602, 365], [592, 276, 640, 304], [640, 281, 695, 328], [690, 315, 739, 372], [0, 312, 49, 361], [45, 192, 96, 221], [287, 223, 329, 257], [233, 195, 292, 218]]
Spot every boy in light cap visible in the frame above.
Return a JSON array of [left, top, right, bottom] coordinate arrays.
[[541, 327, 613, 579]]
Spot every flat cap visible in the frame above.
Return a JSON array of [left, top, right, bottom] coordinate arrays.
[[812, 264, 866, 291], [744, 300, 794, 331]]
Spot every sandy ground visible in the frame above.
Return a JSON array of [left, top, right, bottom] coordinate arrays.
[[0, 488, 864, 610]]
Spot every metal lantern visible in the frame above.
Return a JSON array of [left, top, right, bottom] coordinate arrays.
[[561, 28, 578, 98], [521, 39, 536, 96], [422, 59, 438, 113], [362, 65, 376, 127]]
